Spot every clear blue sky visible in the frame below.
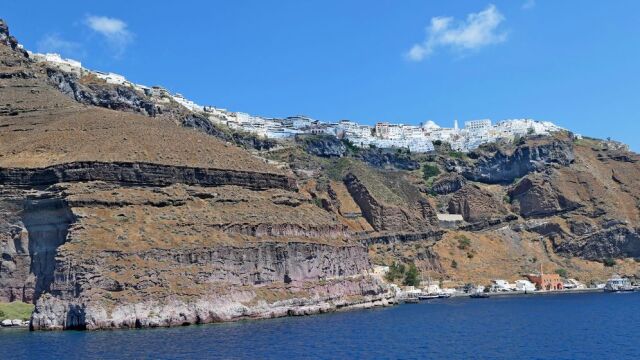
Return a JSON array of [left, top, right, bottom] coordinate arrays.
[[4, 1, 640, 150]]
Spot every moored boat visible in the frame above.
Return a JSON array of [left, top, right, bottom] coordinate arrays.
[[469, 292, 490, 299], [418, 294, 439, 300], [604, 275, 635, 293]]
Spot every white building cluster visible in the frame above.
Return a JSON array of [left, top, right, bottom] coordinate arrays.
[[28, 51, 565, 154]]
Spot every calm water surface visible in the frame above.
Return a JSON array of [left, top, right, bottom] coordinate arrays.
[[1, 292, 639, 359]]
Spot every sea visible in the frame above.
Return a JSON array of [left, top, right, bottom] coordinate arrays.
[[1, 291, 639, 359]]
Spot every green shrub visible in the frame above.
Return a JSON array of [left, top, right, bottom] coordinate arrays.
[[422, 163, 440, 180], [603, 258, 616, 267], [402, 263, 420, 287], [385, 262, 406, 282], [448, 151, 464, 159], [451, 260, 458, 269], [457, 236, 471, 250], [555, 268, 568, 278]]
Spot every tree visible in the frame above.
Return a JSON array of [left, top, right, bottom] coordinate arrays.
[[603, 258, 616, 267], [385, 262, 405, 282], [403, 263, 421, 287], [451, 260, 458, 269]]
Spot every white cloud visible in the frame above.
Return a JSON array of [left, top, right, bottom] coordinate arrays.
[[37, 34, 84, 58], [84, 15, 133, 57], [406, 4, 507, 61], [522, 0, 536, 10]]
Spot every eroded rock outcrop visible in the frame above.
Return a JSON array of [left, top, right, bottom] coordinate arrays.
[[508, 175, 581, 218], [46, 68, 159, 116], [343, 173, 437, 232], [447, 184, 509, 222], [0, 190, 75, 303], [431, 174, 466, 195], [0, 161, 296, 191], [555, 225, 640, 260], [453, 137, 574, 184], [298, 135, 347, 158]]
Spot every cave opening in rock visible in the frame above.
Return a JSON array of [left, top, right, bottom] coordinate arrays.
[[22, 197, 75, 302]]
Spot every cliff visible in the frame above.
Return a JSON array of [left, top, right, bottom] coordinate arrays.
[[0, 20, 393, 330], [1, 18, 639, 330]]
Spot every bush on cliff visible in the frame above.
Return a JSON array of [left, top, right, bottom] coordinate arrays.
[[403, 263, 420, 287], [385, 262, 405, 282], [422, 163, 440, 180], [603, 258, 616, 267], [457, 235, 471, 250], [555, 268, 568, 278]]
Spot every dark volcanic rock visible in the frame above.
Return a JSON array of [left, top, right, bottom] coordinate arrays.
[[0, 161, 296, 191], [508, 175, 581, 218], [182, 113, 277, 151], [555, 225, 640, 260], [431, 174, 466, 195], [46, 68, 159, 116], [0, 19, 28, 57], [455, 138, 574, 184], [297, 135, 347, 158], [356, 148, 419, 171]]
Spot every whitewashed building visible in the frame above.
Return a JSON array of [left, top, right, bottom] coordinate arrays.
[[465, 119, 492, 132]]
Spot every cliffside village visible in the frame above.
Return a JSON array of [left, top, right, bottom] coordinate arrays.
[[30, 52, 567, 153]]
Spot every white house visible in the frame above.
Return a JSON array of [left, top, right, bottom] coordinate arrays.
[[94, 71, 127, 85], [515, 279, 536, 292], [491, 279, 515, 292], [465, 119, 492, 132]]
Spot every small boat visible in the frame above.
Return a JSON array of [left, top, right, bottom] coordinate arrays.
[[604, 275, 635, 293], [437, 293, 452, 299], [401, 292, 421, 303], [418, 293, 439, 300], [402, 295, 420, 304], [469, 292, 490, 299]]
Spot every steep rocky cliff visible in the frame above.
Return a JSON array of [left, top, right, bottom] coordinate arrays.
[[1, 18, 639, 330], [0, 20, 393, 330], [450, 136, 575, 184]]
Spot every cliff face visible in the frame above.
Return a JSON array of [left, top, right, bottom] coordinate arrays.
[[447, 184, 509, 222], [0, 20, 392, 330], [2, 17, 640, 330], [344, 173, 437, 233], [0, 161, 296, 190], [452, 136, 575, 184]]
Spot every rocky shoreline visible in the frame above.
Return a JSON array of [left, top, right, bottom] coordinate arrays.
[[30, 275, 396, 330]]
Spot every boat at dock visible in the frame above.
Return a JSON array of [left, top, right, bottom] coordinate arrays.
[[469, 292, 490, 299], [418, 294, 439, 300], [604, 275, 635, 293]]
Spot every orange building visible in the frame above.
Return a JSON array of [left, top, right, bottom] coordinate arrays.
[[526, 273, 564, 291]]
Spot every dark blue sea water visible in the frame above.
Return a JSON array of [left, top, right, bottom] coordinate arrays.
[[1, 292, 639, 359]]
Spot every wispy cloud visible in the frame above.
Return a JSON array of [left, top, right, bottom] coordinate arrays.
[[406, 4, 507, 61], [36, 33, 84, 58], [84, 15, 133, 57], [522, 0, 536, 10]]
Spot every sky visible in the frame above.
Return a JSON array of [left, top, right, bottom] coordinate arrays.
[[3, 1, 640, 150]]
